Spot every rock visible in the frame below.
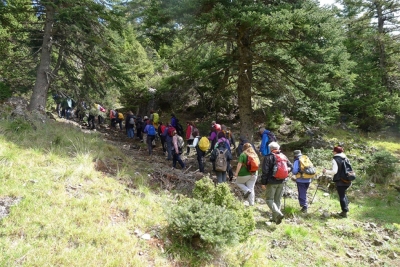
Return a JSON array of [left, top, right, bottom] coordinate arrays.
[[369, 183, 376, 188], [382, 235, 390, 241], [388, 252, 398, 259], [369, 222, 377, 228], [141, 233, 151, 240], [346, 252, 353, 258], [256, 198, 266, 204], [368, 254, 378, 263], [373, 239, 384, 246], [265, 221, 272, 226], [323, 193, 330, 197], [322, 211, 330, 218]]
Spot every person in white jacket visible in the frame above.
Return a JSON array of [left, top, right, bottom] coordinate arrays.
[[188, 129, 205, 173], [322, 146, 352, 218]]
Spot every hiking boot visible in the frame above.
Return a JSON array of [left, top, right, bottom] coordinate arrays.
[[276, 214, 285, 225], [338, 211, 347, 218], [243, 190, 251, 199], [301, 207, 308, 213]]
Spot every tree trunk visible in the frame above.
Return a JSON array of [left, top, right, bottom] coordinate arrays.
[[28, 5, 55, 112], [236, 30, 254, 142]]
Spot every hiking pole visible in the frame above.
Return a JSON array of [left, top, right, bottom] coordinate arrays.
[[310, 175, 323, 205]]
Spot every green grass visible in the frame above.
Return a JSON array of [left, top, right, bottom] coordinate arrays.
[[1, 118, 400, 266]]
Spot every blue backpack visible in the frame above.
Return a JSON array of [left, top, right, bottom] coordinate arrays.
[[147, 125, 156, 136]]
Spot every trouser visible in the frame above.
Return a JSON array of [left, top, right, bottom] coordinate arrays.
[[127, 128, 134, 138], [172, 150, 185, 169], [236, 174, 257, 206], [166, 139, 173, 160], [195, 146, 205, 173], [88, 115, 95, 129], [146, 135, 155, 155], [265, 183, 285, 221], [216, 171, 227, 183], [160, 136, 166, 152], [296, 182, 310, 208], [336, 185, 350, 212]]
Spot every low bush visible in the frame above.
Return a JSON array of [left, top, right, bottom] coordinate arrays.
[[365, 150, 398, 184], [166, 177, 255, 248]]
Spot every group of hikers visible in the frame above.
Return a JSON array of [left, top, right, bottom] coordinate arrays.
[[61, 103, 353, 224]]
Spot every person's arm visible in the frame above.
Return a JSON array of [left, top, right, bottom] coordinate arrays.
[[173, 136, 179, 152], [324, 159, 338, 175], [189, 137, 199, 147], [292, 160, 300, 175], [234, 162, 242, 177]]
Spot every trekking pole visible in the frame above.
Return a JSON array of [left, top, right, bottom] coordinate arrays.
[[283, 181, 287, 210], [310, 175, 323, 205]]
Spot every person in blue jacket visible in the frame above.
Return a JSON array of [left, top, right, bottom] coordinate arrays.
[[259, 127, 272, 156]]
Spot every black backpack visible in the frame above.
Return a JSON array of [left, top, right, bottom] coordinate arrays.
[[176, 122, 184, 136]]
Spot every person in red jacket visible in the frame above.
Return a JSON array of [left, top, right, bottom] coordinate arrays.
[[185, 121, 195, 155]]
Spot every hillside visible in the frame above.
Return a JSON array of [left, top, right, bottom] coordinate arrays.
[[0, 109, 400, 267]]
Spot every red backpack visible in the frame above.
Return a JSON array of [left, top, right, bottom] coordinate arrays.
[[273, 153, 289, 179], [168, 126, 176, 137]]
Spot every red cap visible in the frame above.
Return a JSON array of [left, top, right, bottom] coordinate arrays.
[[333, 146, 343, 153]]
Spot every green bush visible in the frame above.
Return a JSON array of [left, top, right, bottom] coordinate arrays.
[[365, 150, 398, 184], [167, 177, 255, 248]]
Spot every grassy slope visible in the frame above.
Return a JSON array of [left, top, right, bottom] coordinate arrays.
[[0, 119, 399, 267]]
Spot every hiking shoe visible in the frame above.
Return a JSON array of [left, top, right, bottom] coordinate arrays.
[[301, 207, 308, 213], [338, 211, 347, 218], [243, 190, 251, 199], [276, 214, 285, 225]]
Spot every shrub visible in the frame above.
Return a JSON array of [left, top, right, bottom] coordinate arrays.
[[365, 150, 398, 184], [167, 177, 255, 248]]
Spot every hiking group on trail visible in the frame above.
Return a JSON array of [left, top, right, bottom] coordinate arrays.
[[58, 102, 354, 224]]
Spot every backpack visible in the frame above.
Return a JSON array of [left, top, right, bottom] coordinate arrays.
[[266, 131, 277, 144], [215, 149, 228, 172], [129, 117, 135, 125], [177, 135, 184, 149], [198, 136, 210, 152], [298, 155, 316, 178], [247, 155, 259, 172], [153, 113, 159, 124], [176, 122, 184, 136], [118, 112, 124, 120], [341, 158, 356, 183], [272, 153, 289, 179], [158, 125, 166, 135], [168, 126, 176, 137], [147, 124, 156, 136]]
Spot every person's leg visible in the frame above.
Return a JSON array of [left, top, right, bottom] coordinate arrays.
[[166, 140, 172, 160], [196, 147, 205, 172], [147, 135, 152, 155], [177, 154, 185, 169], [297, 182, 308, 209], [336, 185, 349, 213], [236, 175, 251, 194], [172, 152, 177, 168], [216, 172, 223, 183], [274, 183, 285, 211], [245, 173, 257, 206], [266, 184, 283, 223], [186, 139, 193, 154], [221, 171, 227, 183]]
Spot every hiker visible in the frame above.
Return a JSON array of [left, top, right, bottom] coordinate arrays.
[[292, 150, 313, 213], [88, 105, 97, 130], [125, 111, 135, 139], [323, 146, 351, 218], [261, 142, 293, 224], [109, 109, 116, 128], [208, 126, 218, 152], [172, 130, 185, 169], [185, 121, 195, 155], [234, 143, 260, 206], [221, 124, 236, 150], [210, 140, 232, 183], [135, 116, 144, 142], [144, 119, 156, 155], [162, 123, 173, 160], [215, 131, 234, 180], [170, 114, 177, 128], [116, 110, 124, 130], [150, 110, 159, 129], [188, 128, 205, 173], [259, 127, 276, 156], [158, 121, 167, 155], [236, 136, 256, 157]]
